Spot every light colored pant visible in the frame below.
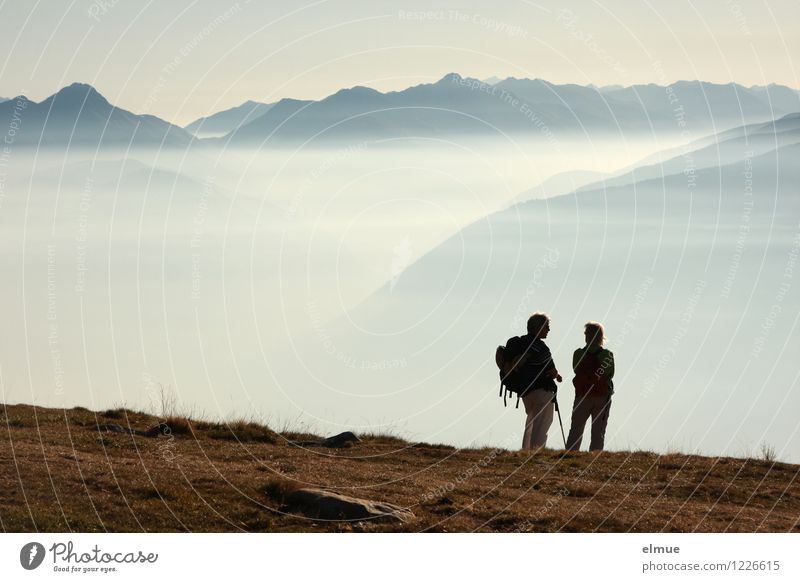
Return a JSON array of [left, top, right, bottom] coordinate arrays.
[[566, 393, 612, 451], [521, 389, 554, 449]]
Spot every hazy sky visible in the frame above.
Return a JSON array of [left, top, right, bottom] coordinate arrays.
[[0, 0, 797, 125]]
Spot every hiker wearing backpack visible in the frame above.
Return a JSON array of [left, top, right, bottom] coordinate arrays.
[[496, 312, 562, 449], [566, 322, 615, 452]]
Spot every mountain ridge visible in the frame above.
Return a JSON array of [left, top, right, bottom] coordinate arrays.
[[4, 76, 799, 147], [0, 82, 194, 147], [220, 74, 800, 144], [184, 99, 274, 137]]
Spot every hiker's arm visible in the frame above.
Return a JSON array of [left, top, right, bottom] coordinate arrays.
[[605, 350, 615, 380], [547, 360, 562, 383], [572, 349, 582, 372]]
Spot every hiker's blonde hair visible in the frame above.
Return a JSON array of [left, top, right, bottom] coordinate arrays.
[[584, 321, 605, 345]]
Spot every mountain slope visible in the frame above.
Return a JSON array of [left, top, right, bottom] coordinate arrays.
[[184, 100, 274, 137], [0, 83, 194, 147], [577, 112, 800, 193], [2, 403, 797, 532], [342, 142, 799, 352], [600, 80, 798, 126], [517, 169, 610, 202]]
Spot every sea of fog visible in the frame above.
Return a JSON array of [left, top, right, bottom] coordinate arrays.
[[3, 133, 797, 462]]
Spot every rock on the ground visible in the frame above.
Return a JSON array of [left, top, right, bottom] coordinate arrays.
[[286, 488, 414, 523], [322, 431, 360, 448], [289, 431, 361, 448]]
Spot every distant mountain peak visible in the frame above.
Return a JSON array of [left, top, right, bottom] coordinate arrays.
[[347, 85, 382, 95], [62, 81, 96, 90], [323, 85, 383, 103], [438, 72, 463, 84], [57, 82, 104, 97], [276, 97, 310, 106], [48, 82, 111, 108]]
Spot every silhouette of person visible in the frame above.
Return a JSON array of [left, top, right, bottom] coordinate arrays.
[[566, 321, 615, 451], [506, 312, 562, 449]]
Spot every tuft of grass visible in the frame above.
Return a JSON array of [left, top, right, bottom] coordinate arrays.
[[100, 408, 131, 420], [760, 443, 778, 463], [3, 417, 33, 428], [161, 416, 194, 436], [424, 495, 458, 517], [280, 430, 322, 443], [135, 487, 174, 501], [411, 442, 457, 451], [564, 484, 599, 498], [358, 422, 408, 444], [422, 494, 455, 509], [206, 419, 277, 444], [360, 432, 407, 445]]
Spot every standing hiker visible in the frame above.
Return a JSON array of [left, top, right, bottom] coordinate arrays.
[[566, 321, 615, 452], [501, 313, 562, 450]]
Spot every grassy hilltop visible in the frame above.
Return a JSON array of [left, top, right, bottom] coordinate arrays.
[[0, 403, 797, 532]]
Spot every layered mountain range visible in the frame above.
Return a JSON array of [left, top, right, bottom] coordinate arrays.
[[3, 74, 798, 147], [212, 74, 800, 143]]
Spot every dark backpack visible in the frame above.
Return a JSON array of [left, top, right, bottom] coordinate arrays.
[[495, 337, 529, 408]]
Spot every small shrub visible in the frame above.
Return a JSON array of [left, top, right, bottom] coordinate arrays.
[[156, 384, 179, 418], [760, 443, 778, 463]]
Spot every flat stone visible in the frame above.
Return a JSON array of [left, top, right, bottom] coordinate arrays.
[[289, 431, 361, 448], [322, 431, 360, 448], [286, 488, 414, 523]]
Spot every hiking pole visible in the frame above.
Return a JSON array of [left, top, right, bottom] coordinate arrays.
[[553, 393, 567, 448]]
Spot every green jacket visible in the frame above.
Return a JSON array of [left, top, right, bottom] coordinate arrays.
[[573, 345, 615, 393]]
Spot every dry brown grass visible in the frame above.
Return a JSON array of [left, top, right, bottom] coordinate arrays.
[[161, 416, 194, 435], [204, 419, 277, 444], [0, 403, 798, 533]]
